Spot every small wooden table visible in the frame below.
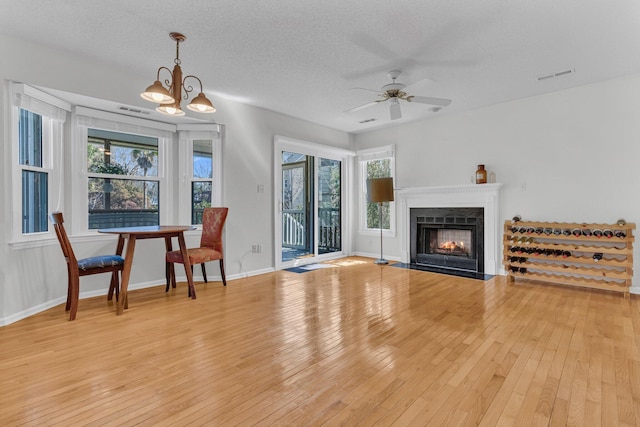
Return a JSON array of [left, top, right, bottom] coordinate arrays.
[[98, 225, 196, 315]]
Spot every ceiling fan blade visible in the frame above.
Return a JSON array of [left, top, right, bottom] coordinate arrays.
[[349, 87, 382, 94], [344, 100, 382, 113], [389, 101, 401, 120], [406, 95, 452, 107]]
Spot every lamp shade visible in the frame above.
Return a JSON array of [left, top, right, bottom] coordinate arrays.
[[141, 80, 175, 104], [187, 92, 216, 113], [367, 177, 394, 203]]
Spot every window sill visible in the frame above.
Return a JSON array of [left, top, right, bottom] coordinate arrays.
[[8, 236, 59, 250]]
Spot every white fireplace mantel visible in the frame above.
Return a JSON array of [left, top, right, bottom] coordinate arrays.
[[397, 183, 503, 275]]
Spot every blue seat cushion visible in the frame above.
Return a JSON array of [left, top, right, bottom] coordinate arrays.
[[78, 255, 125, 271]]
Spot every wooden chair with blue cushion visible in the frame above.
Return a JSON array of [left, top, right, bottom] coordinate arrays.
[[49, 212, 124, 320]]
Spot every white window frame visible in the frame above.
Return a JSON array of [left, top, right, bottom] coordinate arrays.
[[176, 124, 223, 227], [358, 145, 396, 236], [8, 82, 70, 247], [70, 106, 175, 235]]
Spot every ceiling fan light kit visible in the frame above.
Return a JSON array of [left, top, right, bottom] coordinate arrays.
[[141, 32, 216, 116], [347, 70, 452, 121]]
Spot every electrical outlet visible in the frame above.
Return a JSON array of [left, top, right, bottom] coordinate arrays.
[[251, 244, 262, 254]]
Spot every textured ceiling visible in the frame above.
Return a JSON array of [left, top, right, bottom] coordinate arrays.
[[2, 0, 640, 133]]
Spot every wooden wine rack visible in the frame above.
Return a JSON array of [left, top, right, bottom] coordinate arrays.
[[503, 220, 635, 297]]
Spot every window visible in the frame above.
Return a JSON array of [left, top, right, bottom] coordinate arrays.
[[191, 139, 213, 224], [86, 129, 160, 229], [177, 125, 222, 226], [19, 109, 48, 233], [358, 145, 396, 234], [9, 83, 69, 244], [73, 106, 173, 233]]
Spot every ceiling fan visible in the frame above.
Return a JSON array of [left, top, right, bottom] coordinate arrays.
[[346, 70, 452, 120]]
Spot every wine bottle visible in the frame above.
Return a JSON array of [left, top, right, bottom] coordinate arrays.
[[603, 229, 613, 238], [592, 229, 603, 238], [581, 229, 592, 237], [572, 228, 581, 237], [544, 228, 553, 235], [562, 250, 571, 258], [562, 229, 572, 237], [593, 253, 603, 262], [615, 230, 626, 239]]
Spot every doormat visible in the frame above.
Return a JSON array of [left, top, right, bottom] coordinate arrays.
[[284, 263, 335, 273]]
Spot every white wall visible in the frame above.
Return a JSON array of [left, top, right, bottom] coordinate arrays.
[[0, 33, 352, 324], [353, 73, 640, 292]]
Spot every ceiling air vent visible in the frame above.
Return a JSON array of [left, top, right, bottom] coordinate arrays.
[[359, 118, 376, 124], [118, 106, 151, 115], [537, 68, 575, 81]]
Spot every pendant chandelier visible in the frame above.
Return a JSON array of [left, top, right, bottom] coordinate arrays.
[[141, 32, 216, 117]]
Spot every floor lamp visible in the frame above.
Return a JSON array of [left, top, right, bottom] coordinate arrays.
[[367, 177, 394, 265]]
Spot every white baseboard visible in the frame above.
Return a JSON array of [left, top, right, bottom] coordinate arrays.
[[351, 251, 401, 262]]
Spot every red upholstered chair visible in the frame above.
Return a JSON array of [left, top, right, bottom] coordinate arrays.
[[49, 212, 123, 320], [166, 207, 228, 293]]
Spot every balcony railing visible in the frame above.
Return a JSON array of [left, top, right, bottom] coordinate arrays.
[[282, 207, 340, 253], [88, 210, 159, 229]]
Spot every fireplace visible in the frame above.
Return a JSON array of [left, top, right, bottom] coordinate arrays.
[[411, 207, 484, 274], [397, 184, 502, 277]]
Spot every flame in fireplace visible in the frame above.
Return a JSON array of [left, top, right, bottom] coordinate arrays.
[[441, 241, 464, 251]]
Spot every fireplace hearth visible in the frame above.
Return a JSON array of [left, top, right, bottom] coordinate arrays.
[[410, 207, 484, 275]]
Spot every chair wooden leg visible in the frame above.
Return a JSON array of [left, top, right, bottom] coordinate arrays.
[[69, 273, 80, 321], [108, 271, 118, 301], [170, 264, 177, 289], [220, 259, 227, 286], [201, 264, 208, 283], [65, 265, 73, 311], [165, 262, 171, 292], [114, 272, 120, 301], [188, 265, 194, 297]]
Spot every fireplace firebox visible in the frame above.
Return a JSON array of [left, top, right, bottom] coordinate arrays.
[[410, 207, 484, 274]]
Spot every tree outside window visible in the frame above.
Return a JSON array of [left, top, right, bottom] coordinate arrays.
[[87, 129, 159, 228], [366, 158, 391, 229]]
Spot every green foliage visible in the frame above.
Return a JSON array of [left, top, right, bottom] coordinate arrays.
[[93, 162, 128, 175], [366, 158, 391, 229]]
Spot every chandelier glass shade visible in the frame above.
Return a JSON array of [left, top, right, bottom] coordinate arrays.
[[141, 32, 216, 116]]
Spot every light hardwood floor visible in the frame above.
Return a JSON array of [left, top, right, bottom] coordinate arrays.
[[1, 257, 639, 426]]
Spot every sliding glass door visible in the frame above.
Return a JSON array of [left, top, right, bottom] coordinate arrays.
[[275, 137, 351, 269], [281, 152, 313, 261]]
